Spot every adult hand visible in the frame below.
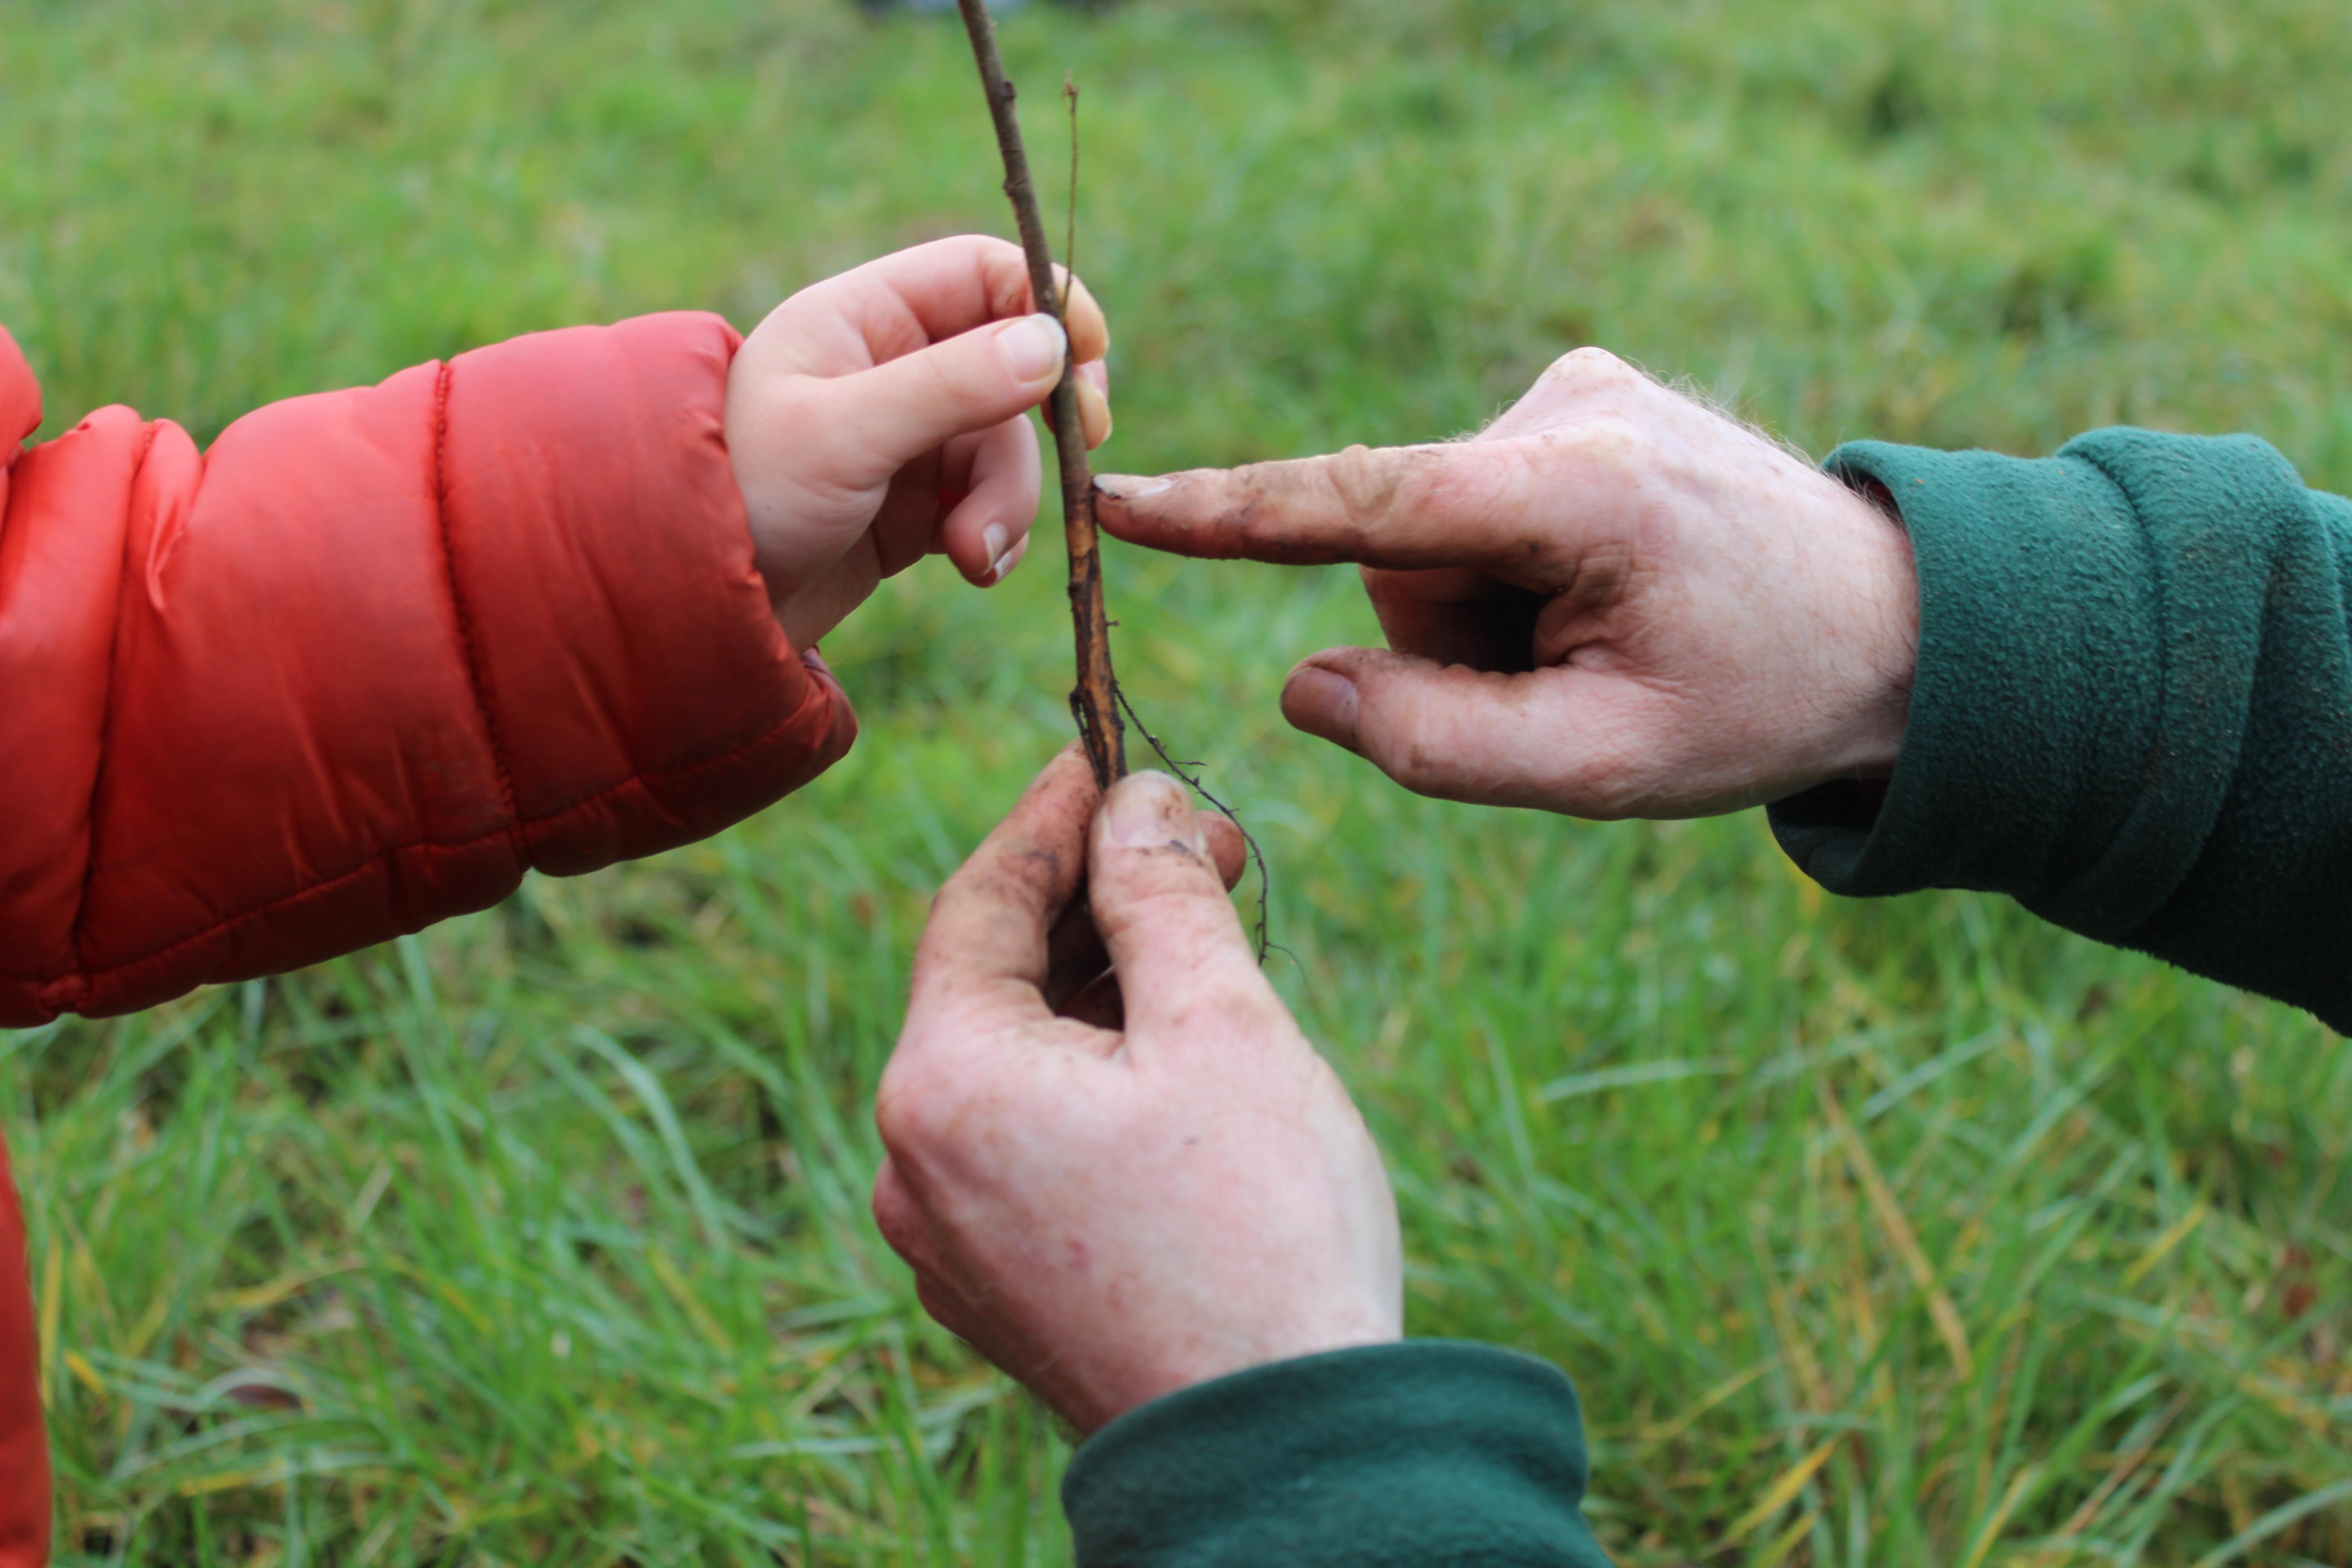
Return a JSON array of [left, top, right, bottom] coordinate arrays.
[[726, 236, 1112, 650], [1093, 348, 1919, 818], [872, 747, 1402, 1434]]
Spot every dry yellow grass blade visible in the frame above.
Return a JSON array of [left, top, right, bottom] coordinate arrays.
[[1634, 1357, 1778, 1448], [208, 1255, 363, 1316], [1714, 1436, 1840, 1550], [1960, 1462, 2044, 1568], [2051, 1392, 2192, 1543], [1818, 1078, 1976, 1379], [2122, 1200, 2208, 1289], [1754, 1507, 1822, 1568]]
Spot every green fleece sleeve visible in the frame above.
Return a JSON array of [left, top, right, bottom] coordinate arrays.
[[1061, 1342, 1613, 1567], [1769, 429, 2352, 1030]]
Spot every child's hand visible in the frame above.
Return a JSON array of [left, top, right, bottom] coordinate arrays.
[[726, 236, 1112, 650]]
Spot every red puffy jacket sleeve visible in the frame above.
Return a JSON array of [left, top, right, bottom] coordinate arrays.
[[0, 313, 857, 1024]]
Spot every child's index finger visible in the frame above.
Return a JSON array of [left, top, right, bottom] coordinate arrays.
[[1049, 264, 1110, 366]]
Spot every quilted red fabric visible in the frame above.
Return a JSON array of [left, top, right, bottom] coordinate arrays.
[[0, 314, 856, 1559], [0, 1139, 38, 1568]]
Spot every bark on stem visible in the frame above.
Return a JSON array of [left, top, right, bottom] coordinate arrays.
[[953, 0, 1126, 786]]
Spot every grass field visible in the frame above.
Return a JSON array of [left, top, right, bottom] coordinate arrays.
[[5, 0, 2351, 1562]]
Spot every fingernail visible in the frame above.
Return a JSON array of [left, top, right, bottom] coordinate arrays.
[[1093, 474, 1172, 500], [1284, 665, 1362, 753], [1104, 770, 1204, 851], [989, 534, 1028, 584], [980, 524, 1008, 568], [1075, 377, 1113, 448], [996, 314, 1067, 384]]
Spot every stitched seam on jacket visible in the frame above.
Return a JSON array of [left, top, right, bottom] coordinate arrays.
[[14, 667, 846, 999], [62, 418, 162, 983], [429, 360, 529, 871]]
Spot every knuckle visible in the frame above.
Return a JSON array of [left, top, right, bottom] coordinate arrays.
[[1357, 670, 1534, 802], [1095, 880, 1225, 950], [761, 375, 829, 433], [1418, 445, 1517, 529], [1380, 736, 1454, 796], [873, 1060, 950, 1156], [1544, 345, 1629, 385], [1554, 734, 1651, 819], [939, 233, 1032, 315], [1197, 459, 1332, 560], [869, 1176, 927, 1259], [1323, 443, 1393, 518], [931, 859, 1045, 927], [924, 341, 993, 407], [1556, 415, 1651, 479], [1324, 442, 1435, 534], [1357, 684, 1450, 790]]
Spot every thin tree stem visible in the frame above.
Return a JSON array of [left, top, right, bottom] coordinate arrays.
[[1063, 75, 1079, 320], [953, 0, 1125, 786]]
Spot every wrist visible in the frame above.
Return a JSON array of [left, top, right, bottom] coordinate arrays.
[[1089, 1313, 1404, 1435], [1811, 475, 1920, 784]]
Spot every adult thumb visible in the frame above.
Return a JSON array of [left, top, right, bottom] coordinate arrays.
[[821, 313, 1068, 485], [1282, 647, 1617, 813], [1085, 771, 1269, 1032]]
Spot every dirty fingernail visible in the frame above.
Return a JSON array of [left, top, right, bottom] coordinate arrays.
[[1283, 665, 1361, 753], [1104, 770, 1203, 850], [1094, 473, 1172, 500], [996, 314, 1068, 384]]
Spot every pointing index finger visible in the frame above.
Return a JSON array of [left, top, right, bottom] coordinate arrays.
[[1093, 438, 1565, 573]]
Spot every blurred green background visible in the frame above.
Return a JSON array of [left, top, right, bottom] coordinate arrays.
[[3, 0, 2348, 1563]]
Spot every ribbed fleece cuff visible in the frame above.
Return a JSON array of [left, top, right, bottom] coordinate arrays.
[[1063, 1341, 1613, 1568], [1771, 431, 2352, 1029], [1772, 437, 2170, 915]]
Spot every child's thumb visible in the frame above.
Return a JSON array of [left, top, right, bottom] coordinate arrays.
[[827, 313, 1067, 480]]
